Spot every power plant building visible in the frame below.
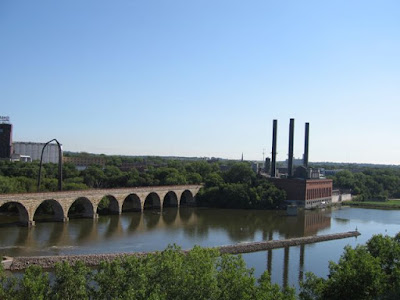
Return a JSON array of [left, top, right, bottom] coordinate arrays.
[[268, 119, 333, 209], [13, 142, 62, 164], [269, 177, 333, 208]]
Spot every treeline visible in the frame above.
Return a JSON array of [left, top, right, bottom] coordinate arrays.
[[330, 168, 400, 200], [0, 245, 295, 300], [0, 158, 219, 194], [197, 163, 286, 209], [0, 158, 287, 209]]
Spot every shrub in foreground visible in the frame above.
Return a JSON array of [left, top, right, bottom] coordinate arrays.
[[300, 233, 400, 300], [0, 245, 294, 300]]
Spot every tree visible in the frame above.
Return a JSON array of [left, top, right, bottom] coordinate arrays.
[[224, 163, 255, 185], [51, 261, 91, 300], [19, 265, 50, 300], [82, 165, 105, 188], [186, 172, 203, 184], [300, 233, 400, 300], [204, 172, 224, 188]]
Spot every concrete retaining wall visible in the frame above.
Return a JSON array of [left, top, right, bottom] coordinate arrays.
[[341, 193, 352, 201]]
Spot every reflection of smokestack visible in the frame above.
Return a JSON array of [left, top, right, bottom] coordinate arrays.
[[271, 120, 277, 177], [288, 118, 294, 177], [304, 122, 309, 168]]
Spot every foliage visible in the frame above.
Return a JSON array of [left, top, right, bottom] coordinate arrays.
[[0, 246, 293, 300], [300, 233, 400, 300], [197, 163, 286, 209], [51, 261, 91, 300], [330, 168, 400, 200], [0, 157, 285, 210], [19, 265, 50, 300]]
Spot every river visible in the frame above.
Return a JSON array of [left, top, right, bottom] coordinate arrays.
[[1, 206, 399, 290]]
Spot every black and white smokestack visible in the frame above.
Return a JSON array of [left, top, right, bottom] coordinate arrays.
[[304, 122, 309, 168], [271, 119, 277, 177], [288, 118, 294, 177]]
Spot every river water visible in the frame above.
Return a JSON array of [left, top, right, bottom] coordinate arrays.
[[1, 206, 399, 290]]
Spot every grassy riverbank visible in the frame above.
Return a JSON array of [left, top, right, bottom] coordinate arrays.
[[342, 199, 400, 209]]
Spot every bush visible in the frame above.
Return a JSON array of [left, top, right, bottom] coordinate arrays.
[[1, 246, 294, 300], [300, 233, 400, 300]]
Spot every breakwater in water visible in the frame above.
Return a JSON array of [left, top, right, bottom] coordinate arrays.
[[5, 231, 360, 270]]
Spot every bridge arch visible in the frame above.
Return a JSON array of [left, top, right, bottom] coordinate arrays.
[[180, 190, 195, 206], [68, 197, 95, 219], [144, 192, 161, 210], [97, 195, 120, 215], [33, 199, 65, 222], [122, 194, 142, 212], [0, 201, 30, 226], [163, 191, 178, 208]]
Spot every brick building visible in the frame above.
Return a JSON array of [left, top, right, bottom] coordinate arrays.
[[269, 178, 333, 209], [63, 156, 106, 170]]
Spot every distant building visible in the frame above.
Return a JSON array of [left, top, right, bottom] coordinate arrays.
[[284, 157, 304, 167], [324, 169, 343, 176], [63, 156, 106, 170], [269, 177, 333, 209], [118, 162, 150, 172], [0, 119, 13, 159], [11, 153, 32, 162], [13, 142, 62, 164]]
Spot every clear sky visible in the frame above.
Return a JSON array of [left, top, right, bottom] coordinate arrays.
[[1, 0, 399, 165]]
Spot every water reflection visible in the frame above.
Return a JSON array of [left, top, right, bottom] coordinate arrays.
[[283, 247, 290, 288], [3, 206, 397, 291], [0, 207, 334, 257], [143, 211, 161, 230], [299, 244, 305, 282], [162, 208, 178, 225]]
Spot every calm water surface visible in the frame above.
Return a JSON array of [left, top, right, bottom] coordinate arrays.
[[1, 206, 399, 290]]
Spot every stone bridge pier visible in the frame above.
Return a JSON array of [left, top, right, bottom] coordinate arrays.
[[0, 185, 202, 227]]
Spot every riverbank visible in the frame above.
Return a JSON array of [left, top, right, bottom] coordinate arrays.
[[342, 200, 400, 209], [5, 231, 360, 270]]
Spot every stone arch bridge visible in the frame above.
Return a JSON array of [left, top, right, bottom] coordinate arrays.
[[0, 185, 202, 227]]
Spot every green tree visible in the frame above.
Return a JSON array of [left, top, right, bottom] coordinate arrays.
[[51, 261, 91, 300], [186, 172, 203, 184], [224, 163, 255, 185], [204, 172, 224, 188], [82, 165, 105, 188], [299, 234, 400, 300], [19, 265, 50, 300]]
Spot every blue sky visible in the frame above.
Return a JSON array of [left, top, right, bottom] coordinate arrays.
[[1, 0, 399, 164]]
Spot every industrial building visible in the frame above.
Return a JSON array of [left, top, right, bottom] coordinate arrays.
[[13, 141, 62, 164], [0, 117, 13, 159], [63, 155, 106, 170], [267, 119, 333, 209]]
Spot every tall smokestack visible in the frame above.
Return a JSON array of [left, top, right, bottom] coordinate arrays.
[[271, 119, 277, 177], [304, 122, 309, 168], [288, 118, 294, 177]]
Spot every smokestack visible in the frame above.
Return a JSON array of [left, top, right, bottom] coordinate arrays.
[[304, 122, 309, 168], [288, 118, 294, 177], [271, 119, 277, 177]]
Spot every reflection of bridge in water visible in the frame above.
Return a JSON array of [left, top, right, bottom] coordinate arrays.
[[0, 200, 340, 278], [0, 185, 201, 226], [0, 208, 201, 256]]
